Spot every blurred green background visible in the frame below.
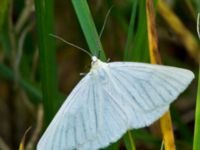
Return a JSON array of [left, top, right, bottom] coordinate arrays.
[[0, 0, 199, 150]]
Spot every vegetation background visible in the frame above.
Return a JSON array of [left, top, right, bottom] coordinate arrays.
[[0, 0, 200, 150]]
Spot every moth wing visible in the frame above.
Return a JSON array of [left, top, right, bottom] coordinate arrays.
[[78, 67, 171, 149], [78, 62, 194, 149], [37, 62, 194, 150], [108, 62, 194, 110], [79, 105, 169, 150], [37, 74, 104, 150]]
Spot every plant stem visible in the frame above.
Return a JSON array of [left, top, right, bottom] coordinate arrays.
[[72, 0, 106, 60], [34, 0, 59, 124], [146, 0, 176, 150]]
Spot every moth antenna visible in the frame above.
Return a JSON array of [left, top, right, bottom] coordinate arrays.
[[99, 5, 114, 39], [197, 13, 200, 39], [49, 34, 93, 58]]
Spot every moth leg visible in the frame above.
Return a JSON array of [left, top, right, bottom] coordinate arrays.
[[80, 73, 87, 76], [107, 58, 111, 62]]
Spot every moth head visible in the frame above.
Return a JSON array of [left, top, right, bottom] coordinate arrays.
[[91, 56, 98, 67], [92, 56, 98, 62], [90, 56, 106, 71]]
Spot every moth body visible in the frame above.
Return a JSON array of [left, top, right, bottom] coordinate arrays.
[[90, 56, 107, 71]]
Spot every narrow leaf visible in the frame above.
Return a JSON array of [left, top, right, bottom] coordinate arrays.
[[71, 0, 106, 60], [193, 70, 200, 150], [19, 127, 31, 150], [0, 0, 8, 31], [193, 13, 200, 150], [123, 131, 136, 150], [129, 0, 149, 62], [146, 0, 176, 150], [124, 0, 138, 60], [157, 0, 200, 63], [123, 1, 138, 149], [34, 0, 59, 124]]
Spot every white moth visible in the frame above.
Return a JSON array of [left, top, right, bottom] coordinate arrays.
[[37, 56, 194, 150]]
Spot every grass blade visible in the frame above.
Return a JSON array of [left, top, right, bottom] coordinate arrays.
[[123, 131, 136, 150], [0, 0, 8, 30], [123, 1, 138, 150], [157, 0, 200, 63], [124, 0, 138, 60], [193, 12, 200, 150], [193, 0, 200, 12], [160, 113, 176, 150], [129, 0, 149, 62], [146, 0, 161, 64], [18, 127, 31, 150], [34, 0, 59, 124], [71, 0, 106, 60], [193, 69, 200, 150], [146, 0, 176, 150], [0, 2, 11, 57]]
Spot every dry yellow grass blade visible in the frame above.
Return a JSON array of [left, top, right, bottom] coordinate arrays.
[[160, 112, 176, 150], [146, 0, 176, 150], [19, 127, 31, 150], [146, 0, 161, 64], [158, 0, 200, 63]]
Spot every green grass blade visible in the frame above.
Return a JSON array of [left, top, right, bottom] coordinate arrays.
[[154, 0, 159, 7], [123, 0, 150, 148], [0, 0, 8, 31], [124, 0, 138, 60], [123, 1, 138, 150], [0, 0, 11, 57], [193, 0, 200, 147], [0, 19, 11, 57], [193, 0, 200, 145], [123, 131, 136, 150], [126, 0, 149, 62], [193, 0, 200, 12], [34, 0, 59, 124], [107, 0, 129, 33], [193, 68, 200, 150], [134, 0, 149, 62], [71, 0, 106, 61]]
